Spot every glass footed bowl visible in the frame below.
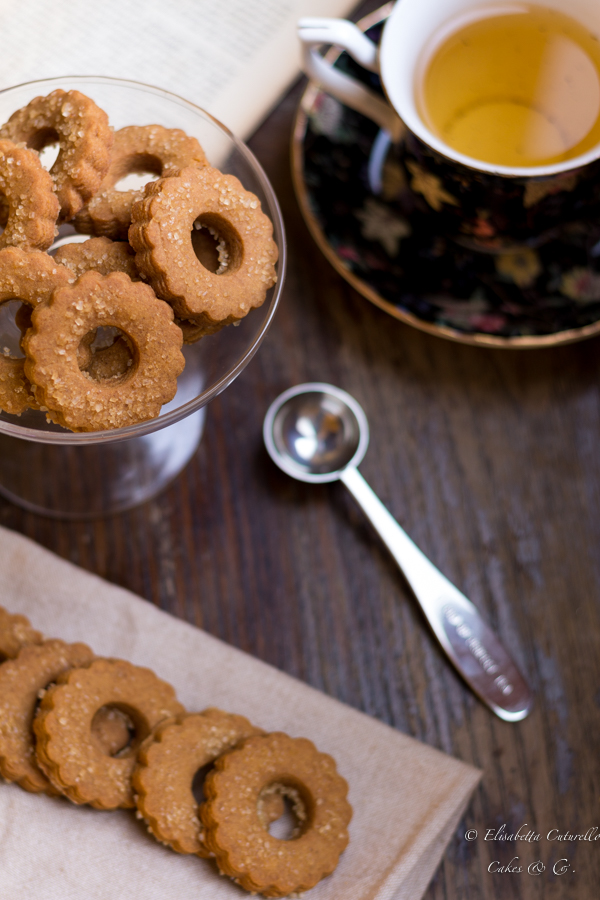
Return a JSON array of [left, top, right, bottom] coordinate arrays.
[[0, 76, 286, 519]]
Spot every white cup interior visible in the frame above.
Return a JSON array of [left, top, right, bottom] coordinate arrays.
[[381, 0, 600, 176]]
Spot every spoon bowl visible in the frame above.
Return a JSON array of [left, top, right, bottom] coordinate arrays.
[[263, 383, 369, 482]]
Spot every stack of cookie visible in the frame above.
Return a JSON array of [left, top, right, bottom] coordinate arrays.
[[0, 88, 278, 431], [0, 605, 352, 898]]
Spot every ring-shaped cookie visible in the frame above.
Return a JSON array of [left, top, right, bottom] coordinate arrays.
[[23, 270, 185, 432], [175, 315, 225, 344], [133, 708, 263, 856], [129, 165, 278, 329], [34, 657, 186, 809], [53, 238, 140, 376], [0, 140, 59, 250], [74, 125, 207, 239], [0, 89, 113, 220], [0, 247, 74, 414], [200, 732, 352, 898], [54, 237, 140, 282], [0, 639, 94, 793], [0, 605, 43, 662]]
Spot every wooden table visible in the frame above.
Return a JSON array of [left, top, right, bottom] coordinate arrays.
[[4, 5, 600, 897]]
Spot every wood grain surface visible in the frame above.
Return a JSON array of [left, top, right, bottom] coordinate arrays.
[[3, 3, 600, 897]]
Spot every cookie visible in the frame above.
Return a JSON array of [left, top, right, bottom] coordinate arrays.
[[54, 236, 140, 281], [23, 270, 185, 431], [0, 247, 74, 414], [34, 657, 186, 809], [0, 605, 43, 662], [129, 165, 278, 334], [0, 140, 59, 251], [0, 639, 94, 793], [133, 708, 263, 855], [73, 124, 207, 239], [200, 732, 352, 897], [0, 89, 113, 220]]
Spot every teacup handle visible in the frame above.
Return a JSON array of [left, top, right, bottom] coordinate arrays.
[[298, 18, 404, 140]]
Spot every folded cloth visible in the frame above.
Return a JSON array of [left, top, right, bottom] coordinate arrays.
[[0, 526, 481, 900]]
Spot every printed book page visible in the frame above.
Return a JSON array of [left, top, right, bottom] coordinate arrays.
[[0, 0, 359, 138]]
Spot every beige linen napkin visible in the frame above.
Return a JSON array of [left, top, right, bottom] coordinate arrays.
[[0, 526, 481, 900]]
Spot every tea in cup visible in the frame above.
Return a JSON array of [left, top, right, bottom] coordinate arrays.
[[419, 5, 600, 168]]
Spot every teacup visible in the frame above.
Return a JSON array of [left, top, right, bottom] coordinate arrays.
[[298, 1, 600, 251]]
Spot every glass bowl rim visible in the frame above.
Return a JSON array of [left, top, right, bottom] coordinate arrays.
[[0, 75, 286, 446]]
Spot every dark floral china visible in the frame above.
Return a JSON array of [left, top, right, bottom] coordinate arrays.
[[402, 132, 600, 252], [291, 8, 600, 346]]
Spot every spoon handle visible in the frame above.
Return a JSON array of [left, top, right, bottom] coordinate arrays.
[[340, 466, 533, 721]]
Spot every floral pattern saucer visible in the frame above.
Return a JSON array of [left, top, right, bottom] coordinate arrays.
[[291, 5, 600, 347]]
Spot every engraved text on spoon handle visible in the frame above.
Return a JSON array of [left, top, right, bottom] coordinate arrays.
[[340, 465, 533, 721]]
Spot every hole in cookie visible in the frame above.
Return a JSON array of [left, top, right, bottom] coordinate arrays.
[[91, 705, 136, 758], [0, 299, 29, 359], [78, 328, 136, 381], [0, 193, 8, 230], [114, 153, 163, 192], [26, 126, 59, 153], [92, 703, 150, 757], [23, 127, 61, 169], [89, 326, 122, 351], [191, 225, 220, 273], [192, 214, 242, 275], [258, 783, 310, 841], [114, 171, 160, 192], [38, 141, 60, 170], [191, 763, 214, 805], [48, 233, 89, 255]]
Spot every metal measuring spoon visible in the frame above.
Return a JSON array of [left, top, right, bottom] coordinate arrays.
[[263, 382, 533, 721]]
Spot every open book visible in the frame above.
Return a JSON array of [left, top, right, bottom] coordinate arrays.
[[0, 0, 358, 139]]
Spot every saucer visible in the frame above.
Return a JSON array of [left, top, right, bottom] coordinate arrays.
[[292, 4, 600, 348]]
